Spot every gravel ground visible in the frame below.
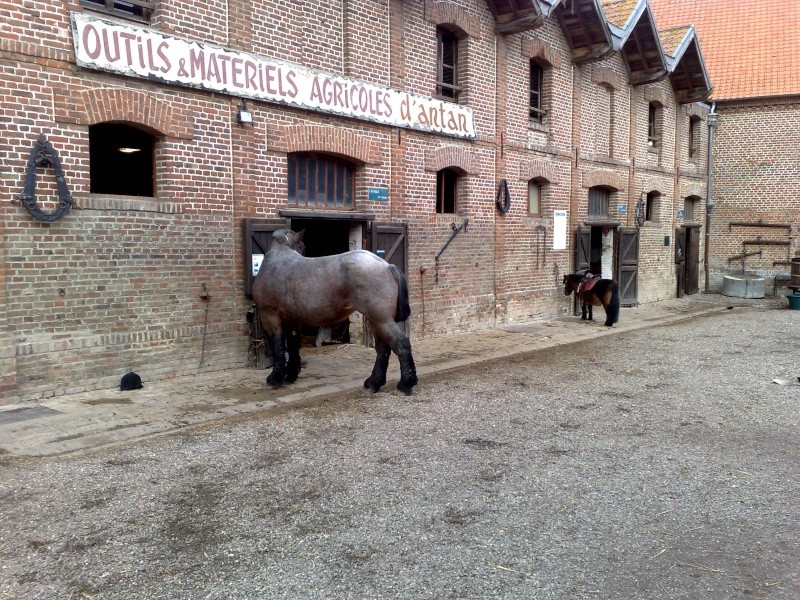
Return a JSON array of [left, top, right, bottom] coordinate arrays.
[[1, 298, 798, 599]]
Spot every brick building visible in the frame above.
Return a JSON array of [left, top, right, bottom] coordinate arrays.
[[0, 0, 712, 402], [651, 0, 800, 293]]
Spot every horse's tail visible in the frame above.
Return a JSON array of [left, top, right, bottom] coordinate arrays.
[[607, 281, 621, 324], [389, 264, 411, 322]]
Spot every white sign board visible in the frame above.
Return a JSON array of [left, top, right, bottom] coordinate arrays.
[[71, 13, 476, 139], [251, 254, 264, 277], [553, 210, 567, 250]]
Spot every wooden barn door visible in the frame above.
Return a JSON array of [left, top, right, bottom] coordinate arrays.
[[684, 226, 700, 295], [617, 227, 639, 306], [365, 223, 409, 345], [675, 227, 687, 297], [575, 225, 591, 273]]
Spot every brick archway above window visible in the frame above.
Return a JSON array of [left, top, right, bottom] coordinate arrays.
[[644, 87, 670, 107], [519, 159, 557, 183], [641, 178, 666, 196], [424, 0, 481, 38], [272, 125, 381, 165], [54, 88, 193, 139], [683, 103, 705, 118], [521, 38, 561, 69], [591, 66, 623, 90], [424, 145, 480, 174], [680, 181, 705, 199], [582, 169, 624, 191]]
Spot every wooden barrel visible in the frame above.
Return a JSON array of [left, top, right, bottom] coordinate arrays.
[[792, 257, 800, 288]]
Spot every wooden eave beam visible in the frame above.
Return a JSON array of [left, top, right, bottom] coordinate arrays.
[[495, 10, 545, 33]]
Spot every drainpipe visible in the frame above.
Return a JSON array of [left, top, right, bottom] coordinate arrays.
[[704, 103, 718, 293]]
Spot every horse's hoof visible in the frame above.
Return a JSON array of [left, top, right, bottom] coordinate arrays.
[[266, 375, 284, 388], [363, 378, 383, 393], [396, 381, 414, 396]]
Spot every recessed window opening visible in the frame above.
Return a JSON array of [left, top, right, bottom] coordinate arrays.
[[287, 153, 355, 210], [436, 168, 459, 214], [89, 123, 155, 197], [684, 197, 697, 221], [688, 115, 701, 159], [528, 179, 542, 215], [436, 27, 461, 102], [588, 186, 609, 218], [529, 61, 546, 124], [648, 102, 661, 150], [646, 191, 660, 222], [81, 0, 155, 21]]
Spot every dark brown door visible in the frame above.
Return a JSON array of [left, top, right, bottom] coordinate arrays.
[[675, 227, 687, 297], [617, 227, 639, 306], [366, 222, 409, 343], [243, 220, 285, 297], [684, 226, 700, 295], [575, 225, 591, 273]]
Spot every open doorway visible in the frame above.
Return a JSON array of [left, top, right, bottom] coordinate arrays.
[[577, 225, 615, 279]]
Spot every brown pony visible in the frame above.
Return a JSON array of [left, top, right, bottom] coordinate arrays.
[[563, 272, 620, 327], [252, 229, 418, 395]]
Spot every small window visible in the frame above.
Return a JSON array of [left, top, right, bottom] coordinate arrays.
[[436, 27, 461, 102], [646, 191, 660, 222], [81, 0, 156, 21], [688, 116, 701, 160], [287, 153, 355, 209], [436, 168, 458, 213], [684, 197, 696, 222], [528, 180, 541, 215], [89, 123, 155, 197], [588, 187, 609, 218], [648, 102, 661, 150], [529, 61, 546, 124]]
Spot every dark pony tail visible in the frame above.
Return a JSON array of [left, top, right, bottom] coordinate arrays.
[[607, 281, 621, 324], [389, 264, 411, 322]]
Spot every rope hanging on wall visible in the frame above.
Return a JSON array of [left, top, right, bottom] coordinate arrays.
[[18, 134, 74, 222], [495, 178, 511, 214]]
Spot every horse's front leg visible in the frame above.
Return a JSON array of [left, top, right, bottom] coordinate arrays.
[[586, 303, 593, 321], [284, 323, 302, 383], [261, 316, 287, 388], [364, 338, 391, 393]]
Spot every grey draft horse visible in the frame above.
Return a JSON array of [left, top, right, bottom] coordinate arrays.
[[251, 229, 418, 395]]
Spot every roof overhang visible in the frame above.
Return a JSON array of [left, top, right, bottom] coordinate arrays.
[[554, 0, 614, 63], [483, 0, 546, 34]]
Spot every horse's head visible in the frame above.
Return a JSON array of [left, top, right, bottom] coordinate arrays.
[[562, 274, 573, 295], [273, 229, 306, 254]]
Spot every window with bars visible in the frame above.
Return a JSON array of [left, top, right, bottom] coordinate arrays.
[[436, 27, 461, 102], [287, 154, 355, 210], [588, 187, 609, 217], [81, 0, 156, 21], [529, 61, 546, 124], [684, 197, 696, 222], [436, 168, 458, 214]]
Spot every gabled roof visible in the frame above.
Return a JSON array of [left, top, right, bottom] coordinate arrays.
[[601, 0, 668, 85], [554, 0, 614, 63], [483, 0, 545, 33], [649, 0, 800, 101], [659, 25, 712, 103]]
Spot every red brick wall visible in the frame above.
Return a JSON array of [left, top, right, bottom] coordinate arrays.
[[709, 99, 800, 291], [0, 0, 711, 401]]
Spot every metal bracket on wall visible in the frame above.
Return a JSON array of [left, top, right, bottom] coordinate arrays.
[[18, 134, 74, 222], [434, 219, 469, 283]]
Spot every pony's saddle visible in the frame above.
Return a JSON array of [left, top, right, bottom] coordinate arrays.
[[577, 273, 601, 294]]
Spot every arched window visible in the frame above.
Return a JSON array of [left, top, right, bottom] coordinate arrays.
[[528, 179, 542, 215], [287, 153, 355, 209], [646, 191, 660, 222], [89, 123, 155, 197], [436, 168, 459, 214], [648, 102, 662, 150], [529, 60, 546, 124]]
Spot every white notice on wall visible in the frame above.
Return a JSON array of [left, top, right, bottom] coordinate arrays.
[[553, 210, 567, 250]]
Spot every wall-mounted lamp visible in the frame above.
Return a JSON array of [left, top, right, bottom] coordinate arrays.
[[237, 100, 253, 125]]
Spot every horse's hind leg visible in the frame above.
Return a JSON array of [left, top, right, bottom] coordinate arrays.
[[369, 321, 418, 395], [364, 338, 391, 392], [284, 324, 302, 383], [265, 330, 287, 388]]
